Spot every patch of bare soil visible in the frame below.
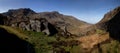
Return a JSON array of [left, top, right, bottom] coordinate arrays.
[[77, 33, 110, 52]]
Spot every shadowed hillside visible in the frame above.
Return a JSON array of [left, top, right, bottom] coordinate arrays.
[[95, 6, 120, 41], [105, 7, 120, 41], [0, 14, 7, 25], [0, 27, 35, 53]]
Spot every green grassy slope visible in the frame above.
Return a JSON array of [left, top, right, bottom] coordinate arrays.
[[0, 25, 81, 53], [0, 25, 56, 53]]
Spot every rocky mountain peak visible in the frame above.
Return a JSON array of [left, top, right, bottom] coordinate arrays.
[[3, 8, 36, 17]]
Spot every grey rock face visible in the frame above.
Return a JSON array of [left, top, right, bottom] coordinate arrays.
[[29, 20, 41, 32], [12, 18, 58, 35]]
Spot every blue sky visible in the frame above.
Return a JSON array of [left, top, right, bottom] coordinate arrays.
[[0, 0, 120, 24]]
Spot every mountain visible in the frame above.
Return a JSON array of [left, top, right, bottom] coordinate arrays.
[[0, 8, 89, 35]]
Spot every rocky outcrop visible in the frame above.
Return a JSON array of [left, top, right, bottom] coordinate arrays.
[[11, 18, 58, 35]]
